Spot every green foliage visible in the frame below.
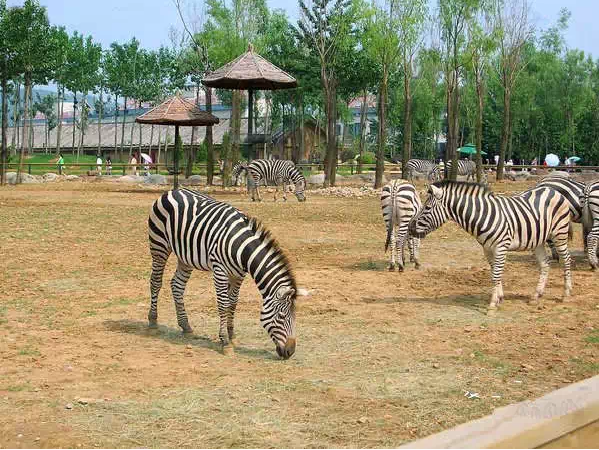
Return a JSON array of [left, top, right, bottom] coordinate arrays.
[[358, 151, 376, 164]]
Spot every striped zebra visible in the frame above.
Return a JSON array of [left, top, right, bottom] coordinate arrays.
[[381, 180, 422, 271], [536, 175, 586, 259], [582, 180, 599, 270], [148, 188, 297, 359], [245, 159, 306, 202], [231, 161, 256, 192], [445, 160, 477, 181], [405, 159, 441, 183], [409, 180, 572, 312]]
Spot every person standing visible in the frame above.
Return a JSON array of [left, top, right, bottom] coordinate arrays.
[[130, 153, 137, 175], [96, 154, 102, 176], [57, 153, 65, 175], [106, 156, 112, 175]]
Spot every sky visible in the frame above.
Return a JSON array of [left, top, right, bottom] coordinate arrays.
[[6, 0, 599, 57]]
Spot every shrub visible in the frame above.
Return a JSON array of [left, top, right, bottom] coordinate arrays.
[[340, 148, 356, 163], [358, 151, 376, 164]]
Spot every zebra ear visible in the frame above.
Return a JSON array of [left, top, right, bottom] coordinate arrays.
[[276, 286, 296, 301], [430, 184, 443, 199]]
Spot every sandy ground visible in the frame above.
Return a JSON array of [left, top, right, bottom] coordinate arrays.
[[0, 180, 598, 448]]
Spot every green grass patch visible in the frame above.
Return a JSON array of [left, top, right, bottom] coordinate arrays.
[[5, 383, 32, 392], [585, 330, 599, 344], [18, 346, 41, 357]]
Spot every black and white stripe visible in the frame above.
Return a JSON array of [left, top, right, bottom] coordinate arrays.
[[582, 180, 599, 270], [245, 159, 306, 202], [410, 181, 572, 312], [405, 159, 441, 183], [148, 188, 297, 358], [445, 160, 477, 181], [381, 180, 422, 271]]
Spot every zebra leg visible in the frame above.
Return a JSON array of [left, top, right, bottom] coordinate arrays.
[[411, 237, 421, 269], [547, 240, 559, 261], [553, 238, 572, 300], [388, 225, 397, 271], [282, 181, 288, 201], [212, 265, 234, 355], [170, 261, 194, 334], [227, 275, 244, 346], [148, 249, 171, 328], [532, 246, 550, 308], [485, 247, 506, 313], [588, 232, 599, 270], [396, 227, 407, 272]]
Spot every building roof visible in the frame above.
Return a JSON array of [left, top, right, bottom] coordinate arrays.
[[136, 96, 219, 126]]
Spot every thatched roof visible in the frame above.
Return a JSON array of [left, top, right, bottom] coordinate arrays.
[[202, 43, 297, 90], [135, 96, 219, 126]]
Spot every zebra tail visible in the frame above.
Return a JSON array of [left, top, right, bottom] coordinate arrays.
[[384, 186, 396, 252]]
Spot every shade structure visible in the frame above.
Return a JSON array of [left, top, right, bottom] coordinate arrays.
[[136, 96, 219, 189], [202, 43, 297, 163], [202, 43, 297, 91], [458, 143, 487, 156], [545, 153, 560, 167]]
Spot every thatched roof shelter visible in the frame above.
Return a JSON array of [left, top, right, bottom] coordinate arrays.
[[202, 44, 297, 91], [136, 95, 219, 126], [136, 95, 219, 189]]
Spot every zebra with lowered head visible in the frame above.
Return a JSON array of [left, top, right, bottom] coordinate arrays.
[[245, 159, 306, 202], [410, 180, 572, 312], [381, 180, 422, 271], [582, 180, 599, 270], [148, 188, 297, 358], [445, 160, 477, 181], [405, 159, 441, 183]]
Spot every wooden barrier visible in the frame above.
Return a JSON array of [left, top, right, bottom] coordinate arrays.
[[401, 375, 599, 449]]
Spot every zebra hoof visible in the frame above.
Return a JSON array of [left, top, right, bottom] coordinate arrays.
[[230, 337, 239, 346], [397, 266, 404, 273], [414, 263, 421, 270], [181, 326, 194, 335], [388, 265, 395, 272], [222, 345, 235, 356], [148, 319, 158, 329]]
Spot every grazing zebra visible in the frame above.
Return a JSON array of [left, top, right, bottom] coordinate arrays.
[[409, 180, 572, 312], [405, 159, 441, 183], [381, 180, 422, 271], [582, 180, 599, 270], [445, 160, 477, 181], [231, 161, 256, 193], [245, 159, 306, 202], [148, 188, 297, 359], [536, 175, 586, 259]]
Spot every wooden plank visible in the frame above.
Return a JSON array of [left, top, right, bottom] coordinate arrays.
[[400, 375, 599, 449]]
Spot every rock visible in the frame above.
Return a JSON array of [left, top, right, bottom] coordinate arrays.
[[181, 175, 202, 186], [17, 434, 23, 438], [432, 362, 440, 369], [65, 403, 73, 410], [76, 397, 103, 405], [311, 185, 379, 198], [144, 174, 168, 185], [297, 288, 312, 297], [6, 172, 39, 184], [185, 344, 193, 350], [117, 175, 145, 183], [42, 173, 59, 182], [357, 416, 368, 424], [65, 175, 79, 181], [307, 173, 326, 184]]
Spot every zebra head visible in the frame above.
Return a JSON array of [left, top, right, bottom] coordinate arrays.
[[261, 285, 296, 359], [231, 163, 247, 186], [292, 170, 307, 202], [409, 183, 449, 238]]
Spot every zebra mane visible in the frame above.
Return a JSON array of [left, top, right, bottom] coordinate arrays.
[[246, 216, 298, 294], [433, 179, 492, 195]]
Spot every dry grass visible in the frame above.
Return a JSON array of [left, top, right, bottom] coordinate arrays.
[[0, 180, 598, 448]]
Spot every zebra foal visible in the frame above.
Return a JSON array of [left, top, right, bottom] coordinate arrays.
[[245, 159, 306, 202], [381, 180, 422, 271], [410, 180, 572, 312], [148, 188, 297, 358]]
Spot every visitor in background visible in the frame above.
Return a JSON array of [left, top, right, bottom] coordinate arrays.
[[130, 153, 137, 175], [57, 153, 65, 175], [96, 154, 102, 176], [106, 156, 112, 175]]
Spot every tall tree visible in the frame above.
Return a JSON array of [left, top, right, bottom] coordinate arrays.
[[493, 0, 533, 180], [0, 0, 17, 185], [298, 0, 354, 187], [50, 26, 70, 155]]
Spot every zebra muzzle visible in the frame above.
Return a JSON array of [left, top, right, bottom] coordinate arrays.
[[276, 337, 296, 359]]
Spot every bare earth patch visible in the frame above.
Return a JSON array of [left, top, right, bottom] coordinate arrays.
[[0, 181, 597, 448]]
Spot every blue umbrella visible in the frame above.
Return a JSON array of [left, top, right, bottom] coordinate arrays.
[[545, 154, 560, 167], [566, 156, 581, 163]]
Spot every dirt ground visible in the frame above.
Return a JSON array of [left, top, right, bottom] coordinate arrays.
[[0, 180, 598, 448]]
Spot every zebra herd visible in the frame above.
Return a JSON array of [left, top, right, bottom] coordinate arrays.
[[146, 156, 599, 358]]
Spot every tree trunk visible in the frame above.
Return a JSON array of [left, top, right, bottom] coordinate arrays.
[[114, 96, 119, 159], [56, 86, 63, 154], [358, 89, 367, 174], [98, 90, 103, 153], [120, 96, 127, 158], [149, 124, 154, 154], [187, 126, 196, 178], [129, 114, 135, 156], [138, 101, 143, 154], [497, 86, 511, 181], [205, 87, 214, 185], [299, 96, 305, 162], [402, 67, 412, 179], [375, 75, 387, 189], [446, 69, 460, 181], [157, 125, 162, 164], [71, 92, 77, 156], [17, 75, 32, 181], [1, 76, 8, 185], [11, 81, 19, 154], [475, 75, 484, 182], [324, 80, 338, 187]]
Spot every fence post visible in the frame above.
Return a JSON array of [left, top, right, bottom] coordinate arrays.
[[123, 165, 126, 175], [28, 164, 31, 175]]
